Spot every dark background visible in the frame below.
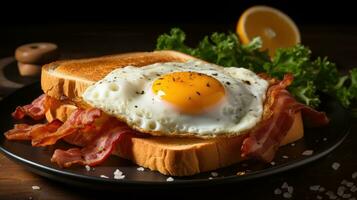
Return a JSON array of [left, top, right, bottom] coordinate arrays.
[[1, 0, 357, 63]]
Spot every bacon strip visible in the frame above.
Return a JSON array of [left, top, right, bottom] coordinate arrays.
[[241, 74, 329, 162], [51, 123, 135, 167], [12, 94, 47, 120], [31, 108, 102, 147], [5, 120, 63, 141]]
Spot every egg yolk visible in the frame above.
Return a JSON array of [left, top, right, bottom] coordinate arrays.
[[152, 71, 226, 114]]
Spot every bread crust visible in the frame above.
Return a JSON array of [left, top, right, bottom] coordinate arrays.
[[46, 103, 303, 176]]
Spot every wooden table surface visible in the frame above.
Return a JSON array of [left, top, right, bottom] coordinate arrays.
[[0, 23, 356, 200]]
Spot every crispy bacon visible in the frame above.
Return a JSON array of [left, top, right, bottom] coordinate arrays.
[[31, 108, 102, 147], [241, 74, 329, 162], [12, 94, 47, 120], [51, 123, 135, 167], [5, 120, 63, 141]]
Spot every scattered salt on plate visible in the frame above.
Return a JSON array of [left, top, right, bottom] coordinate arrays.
[[332, 162, 340, 170], [211, 172, 218, 177], [166, 177, 174, 182], [274, 188, 282, 195], [136, 167, 145, 171], [100, 175, 109, 179], [352, 172, 357, 179], [114, 169, 125, 179], [309, 185, 320, 191], [302, 150, 314, 156], [31, 186, 40, 190]]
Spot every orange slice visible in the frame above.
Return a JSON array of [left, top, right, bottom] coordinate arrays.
[[237, 5, 301, 57]]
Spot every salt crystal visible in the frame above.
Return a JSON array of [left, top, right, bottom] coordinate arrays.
[[100, 175, 109, 178], [85, 165, 91, 171], [310, 185, 320, 191], [137, 167, 145, 171], [208, 177, 213, 180], [31, 186, 40, 190], [274, 188, 282, 195], [343, 193, 352, 198], [287, 186, 294, 194], [270, 161, 276, 166], [302, 150, 314, 156], [166, 177, 174, 182], [323, 137, 327, 141], [290, 143, 295, 147], [350, 185, 357, 192], [337, 186, 346, 196], [352, 172, 357, 179], [211, 172, 218, 177], [346, 182, 354, 188], [282, 155, 289, 159], [282, 182, 289, 189], [113, 169, 125, 179], [332, 162, 340, 170], [283, 192, 292, 199]]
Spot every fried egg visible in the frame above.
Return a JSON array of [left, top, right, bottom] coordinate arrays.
[[82, 61, 269, 137]]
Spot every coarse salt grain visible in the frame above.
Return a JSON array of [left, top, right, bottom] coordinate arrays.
[[100, 175, 109, 179], [274, 188, 282, 195], [302, 150, 314, 156], [323, 137, 327, 141], [32, 186, 40, 190], [346, 182, 354, 188], [343, 193, 352, 198], [290, 143, 295, 147], [85, 165, 91, 171], [352, 172, 357, 179], [283, 192, 292, 199], [282, 155, 289, 159], [282, 182, 289, 189], [270, 161, 276, 166], [287, 186, 294, 194], [166, 177, 174, 182], [137, 167, 145, 171], [337, 186, 346, 196], [114, 169, 125, 179], [350, 185, 357, 192], [211, 172, 218, 177], [310, 185, 320, 191], [208, 177, 213, 180], [332, 162, 340, 170]]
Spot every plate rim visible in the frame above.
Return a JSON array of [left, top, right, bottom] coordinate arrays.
[[0, 82, 351, 187]]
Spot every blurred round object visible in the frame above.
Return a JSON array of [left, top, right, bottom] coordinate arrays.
[[17, 62, 41, 76], [15, 43, 59, 64], [237, 6, 300, 57]]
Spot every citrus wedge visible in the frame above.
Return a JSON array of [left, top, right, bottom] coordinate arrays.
[[237, 5, 301, 57]]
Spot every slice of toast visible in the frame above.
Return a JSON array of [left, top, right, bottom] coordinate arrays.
[[42, 50, 304, 176]]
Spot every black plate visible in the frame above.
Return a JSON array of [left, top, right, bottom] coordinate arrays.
[[0, 83, 351, 189]]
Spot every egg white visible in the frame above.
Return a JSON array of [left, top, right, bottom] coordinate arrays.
[[82, 61, 269, 137]]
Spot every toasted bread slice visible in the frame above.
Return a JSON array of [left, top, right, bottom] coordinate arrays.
[[42, 50, 304, 176], [45, 103, 302, 176], [41, 50, 197, 101]]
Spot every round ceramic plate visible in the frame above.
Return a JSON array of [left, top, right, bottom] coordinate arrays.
[[0, 83, 351, 189]]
